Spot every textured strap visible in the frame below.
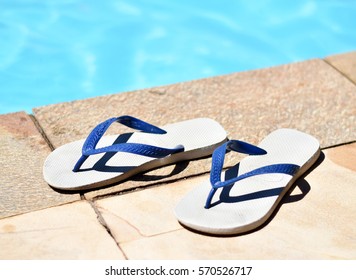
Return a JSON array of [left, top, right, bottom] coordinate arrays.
[[205, 140, 299, 209], [73, 115, 184, 172], [81, 115, 166, 154], [209, 140, 267, 187]]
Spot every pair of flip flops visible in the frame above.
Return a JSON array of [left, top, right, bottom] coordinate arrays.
[[43, 116, 320, 235]]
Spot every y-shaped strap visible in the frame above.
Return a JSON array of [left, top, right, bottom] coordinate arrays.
[[205, 140, 300, 209], [73, 115, 184, 172]]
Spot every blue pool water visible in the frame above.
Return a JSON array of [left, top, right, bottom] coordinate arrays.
[[1, 0, 356, 114]]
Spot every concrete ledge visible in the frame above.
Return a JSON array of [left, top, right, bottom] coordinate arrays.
[[0, 112, 79, 219], [33, 57, 356, 198], [325, 51, 356, 84]]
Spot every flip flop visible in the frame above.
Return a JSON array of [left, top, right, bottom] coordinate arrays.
[[43, 115, 227, 191], [174, 128, 320, 235]]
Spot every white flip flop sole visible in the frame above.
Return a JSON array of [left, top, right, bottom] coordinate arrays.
[[43, 118, 227, 191], [174, 128, 320, 235]]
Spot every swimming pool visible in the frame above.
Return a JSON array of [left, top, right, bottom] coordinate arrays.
[[1, 0, 355, 114]]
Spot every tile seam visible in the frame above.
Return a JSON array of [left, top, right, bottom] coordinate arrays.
[[88, 200, 129, 260], [322, 58, 356, 86], [28, 114, 55, 151], [321, 140, 356, 151], [96, 205, 147, 238], [29, 114, 88, 201], [0, 201, 81, 221]]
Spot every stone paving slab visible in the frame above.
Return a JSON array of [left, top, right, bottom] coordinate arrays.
[[325, 51, 356, 84], [0, 201, 125, 259], [33, 58, 356, 198], [95, 176, 207, 243], [0, 112, 80, 219], [97, 143, 356, 259]]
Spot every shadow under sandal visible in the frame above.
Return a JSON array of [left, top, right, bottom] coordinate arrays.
[[174, 128, 320, 235], [43, 115, 227, 191]]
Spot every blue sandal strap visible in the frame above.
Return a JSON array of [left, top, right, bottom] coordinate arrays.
[[209, 140, 267, 187], [82, 115, 166, 154], [205, 140, 299, 209], [73, 115, 184, 172]]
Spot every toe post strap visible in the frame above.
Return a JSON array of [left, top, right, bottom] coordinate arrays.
[[82, 115, 166, 154], [72, 115, 184, 172], [205, 140, 300, 209], [209, 140, 267, 189]]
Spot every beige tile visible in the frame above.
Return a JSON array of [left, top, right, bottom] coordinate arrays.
[[327, 142, 356, 172], [325, 51, 356, 84], [95, 175, 207, 243], [0, 201, 125, 259], [0, 112, 79, 219], [118, 144, 356, 259], [33, 58, 356, 198]]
